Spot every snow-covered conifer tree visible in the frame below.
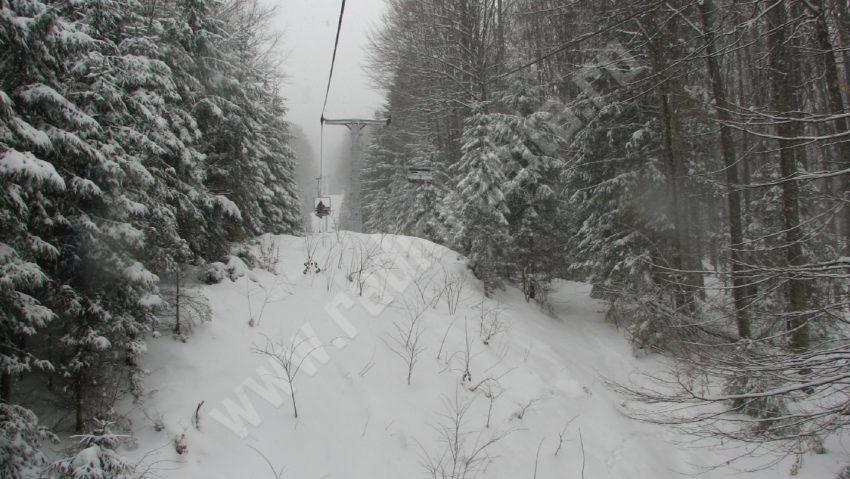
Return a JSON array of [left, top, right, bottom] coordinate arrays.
[[453, 104, 511, 294], [494, 73, 564, 299]]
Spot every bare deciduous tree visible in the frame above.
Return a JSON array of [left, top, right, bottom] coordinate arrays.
[[609, 341, 850, 461]]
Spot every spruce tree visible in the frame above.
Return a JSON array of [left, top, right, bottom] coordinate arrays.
[[453, 105, 511, 294]]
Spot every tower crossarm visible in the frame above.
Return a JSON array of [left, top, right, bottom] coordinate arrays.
[[321, 117, 390, 127], [320, 116, 390, 232]]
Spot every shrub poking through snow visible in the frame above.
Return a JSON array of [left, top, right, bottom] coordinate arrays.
[[256, 236, 282, 273], [159, 268, 212, 341], [384, 299, 426, 385], [253, 334, 324, 418], [174, 433, 188, 455], [421, 390, 512, 479]]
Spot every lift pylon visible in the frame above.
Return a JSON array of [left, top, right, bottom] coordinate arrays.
[[321, 116, 390, 233]]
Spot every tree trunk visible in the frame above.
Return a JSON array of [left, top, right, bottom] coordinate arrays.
[[659, 91, 696, 311], [699, 0, 750, 338], [811, 2, 850, 256], [0, 371, 11, 402], [174, 269, 181, 335], [75, 372, 84, 433], [650, 15, 702, 312], [766, 0, 810, 351], [831, 0, 850, 96]]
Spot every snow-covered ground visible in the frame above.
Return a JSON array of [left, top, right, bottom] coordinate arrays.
[[121, 232, 846, 478]]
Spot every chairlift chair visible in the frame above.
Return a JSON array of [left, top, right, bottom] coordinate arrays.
[[314, 196, 332, 218]]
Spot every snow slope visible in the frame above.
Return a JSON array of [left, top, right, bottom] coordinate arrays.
[[122, 232, 846, 478]]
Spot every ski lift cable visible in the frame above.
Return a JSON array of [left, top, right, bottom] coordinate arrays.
[[318, 0, 347, 194], [321, 0, 346, 121]]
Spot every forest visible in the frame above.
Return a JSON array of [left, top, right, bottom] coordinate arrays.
[[2, 0, 850, 477], [362, 0, 850, 464], [1, 0, 301, 474]]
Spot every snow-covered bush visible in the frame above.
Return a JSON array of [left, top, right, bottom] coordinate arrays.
[[198, 262, 228, 284], [231, 244, 260, 271], [0, 403, 55, 479], [48, 420, 137, 479], [225, 256, 251, 281], [606, 292, 699, 355], [722, 374, 789, 424], [255, 236, 281, 273]]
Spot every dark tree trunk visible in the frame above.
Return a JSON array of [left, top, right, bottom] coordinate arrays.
[[649, 13, 703, 312], [809, 2, 850, 256], [174, 270, 181, 335], [0, 371, 11, 402], [832, 0, 850, 96], [766, 0, 810, 350], [700, 0, 751, 338], [75, 373, 84, 433]]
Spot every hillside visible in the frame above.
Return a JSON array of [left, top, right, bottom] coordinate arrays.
[[119, 233, 843, 478]]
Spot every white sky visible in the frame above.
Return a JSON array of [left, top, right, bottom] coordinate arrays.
[[273, 0, 387, 185]]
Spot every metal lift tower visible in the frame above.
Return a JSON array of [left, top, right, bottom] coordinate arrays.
[[322, 117, 390, 233]]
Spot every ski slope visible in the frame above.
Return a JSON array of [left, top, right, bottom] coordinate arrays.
[[122, 232, 845, 478]]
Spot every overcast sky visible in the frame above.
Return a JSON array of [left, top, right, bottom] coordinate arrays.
[[273, 0, 387, 185]]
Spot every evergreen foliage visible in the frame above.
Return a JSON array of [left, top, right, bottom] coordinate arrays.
[[0, 0, 301, 469]]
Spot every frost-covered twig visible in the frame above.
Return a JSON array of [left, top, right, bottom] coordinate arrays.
[[477, 299, 507, 346], [579, 427, 586, 479], [462, 318, 472, 383], [192, 401, 204, 431], [346, 237, 384, 297], [247, 445, 286, 479], [359, 346, 377, 377], [258, 236, 281, 273], [482, 381, 505, 429], [514, 397, 544, 420], [246, 273, 288, 327], [437, 317, 458, 361], [533, 438, 545, 479], [554, 416, 577, 456], [440, 263, 467, 316]]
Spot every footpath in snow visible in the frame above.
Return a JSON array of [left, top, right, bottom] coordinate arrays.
[[122, 232, 844, 478]]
